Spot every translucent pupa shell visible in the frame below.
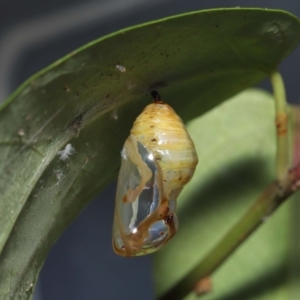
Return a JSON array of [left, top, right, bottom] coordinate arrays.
[[112, 91, 198, 256]]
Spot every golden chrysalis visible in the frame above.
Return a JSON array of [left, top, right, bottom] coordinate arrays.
[[112, 91, 198, 256]]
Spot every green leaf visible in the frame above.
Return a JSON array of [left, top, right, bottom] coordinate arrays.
[[0, 7, 299, 299], [153, 88, 300, 299]]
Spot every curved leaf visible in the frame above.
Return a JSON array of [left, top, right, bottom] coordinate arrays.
[[0, 8, 299, 299]]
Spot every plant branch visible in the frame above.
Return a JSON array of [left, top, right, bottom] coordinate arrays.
[[270, 71, 290, 180], [157, 71, 296, 300], [157, 174, 295, 300]]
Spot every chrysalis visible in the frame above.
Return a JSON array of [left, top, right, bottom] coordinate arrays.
[[112, 91, 198, 256]]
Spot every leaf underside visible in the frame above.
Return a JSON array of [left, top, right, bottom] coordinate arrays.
[[0, 7, 299, 299]]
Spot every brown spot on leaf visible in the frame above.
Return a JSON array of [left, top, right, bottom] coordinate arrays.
[[64, 85, 71, 92], [195, 277, 212, 296]]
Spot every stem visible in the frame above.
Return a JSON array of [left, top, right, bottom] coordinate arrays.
[[157, 177, 293, 300], [157, 71, 294, 300], [270, 71, 289, 180]]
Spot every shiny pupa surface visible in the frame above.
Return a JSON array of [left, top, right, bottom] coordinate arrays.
[[113, 92, 198, 256]]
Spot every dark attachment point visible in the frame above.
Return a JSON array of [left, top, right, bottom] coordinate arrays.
[[151, 90, 161, 101]]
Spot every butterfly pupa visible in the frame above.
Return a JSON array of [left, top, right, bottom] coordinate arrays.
[[112, 91, 198, 256]]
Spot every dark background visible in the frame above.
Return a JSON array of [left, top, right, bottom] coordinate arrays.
[[1, 1, 300, 300]]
